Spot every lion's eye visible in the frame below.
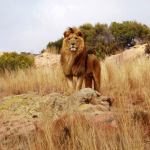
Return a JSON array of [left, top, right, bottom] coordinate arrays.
[[68, 38, 71, 40], [75, 37, 78, 40]]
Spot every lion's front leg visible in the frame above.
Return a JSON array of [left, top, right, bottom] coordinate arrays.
[[66, 75, 75, 93], [76, 76, 83, 91]]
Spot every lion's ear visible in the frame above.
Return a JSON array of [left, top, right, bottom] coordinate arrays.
[[64, 31, 69, 38], [77, 31, 83, 37]]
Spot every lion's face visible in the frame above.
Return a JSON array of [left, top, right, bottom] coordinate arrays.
[[62, 28, 84, 52]]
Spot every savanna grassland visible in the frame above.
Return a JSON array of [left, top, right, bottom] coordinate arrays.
[[0, 52, 150, 149]]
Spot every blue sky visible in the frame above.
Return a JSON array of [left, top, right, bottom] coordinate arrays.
[[0, 0, 150, 53]]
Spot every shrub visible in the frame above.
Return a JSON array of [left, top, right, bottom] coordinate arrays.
[[47, 38, 63, 53], [46, 21, 150, 58], [110, 21, 150, 48], [145, 42, 150, 55], [41, 49, 46, 54], [0, 52, 34, 73]]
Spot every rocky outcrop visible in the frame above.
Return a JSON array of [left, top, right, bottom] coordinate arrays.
[[0, 88, 116, 149], [34, 53, 60, 68]]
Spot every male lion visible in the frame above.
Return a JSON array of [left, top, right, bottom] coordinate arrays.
[[60, 27, 101, 92]]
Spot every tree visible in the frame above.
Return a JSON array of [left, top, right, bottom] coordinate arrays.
[[46, 21, 150, 58], [110, 21, 150, 48]]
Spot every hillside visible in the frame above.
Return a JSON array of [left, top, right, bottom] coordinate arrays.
[[34, 52, 60, 68], [34, 44, 147, 68], [0, 44, 150, 149], [105, 44, 147, 63]]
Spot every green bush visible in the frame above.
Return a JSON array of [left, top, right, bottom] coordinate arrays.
[[0, 52, 34, 73], [46, 21, 150, 59], [47, 38, 63, 53], [79, 23, 118, 58], [110, 21, 150, 48], [41, 49, 46, 54]]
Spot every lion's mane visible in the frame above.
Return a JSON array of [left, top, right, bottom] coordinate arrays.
[[60, 27, 87, 77]]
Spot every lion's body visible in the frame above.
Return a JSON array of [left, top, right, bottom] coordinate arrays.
[[60, 27, 101, 92], [85, 54, 101, 92], [61, 47, 87, 77]]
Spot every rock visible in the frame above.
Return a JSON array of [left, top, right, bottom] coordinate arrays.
[[0, 111, 38, 150], [87, 112, 117, 128], [0, 88, 115, 149], [67, 88, 113, 111], [34, 53, 60, 68], [50, 88, 116, 149]]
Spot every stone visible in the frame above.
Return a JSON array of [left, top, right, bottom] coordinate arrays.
[[0, 88, 115, 149]]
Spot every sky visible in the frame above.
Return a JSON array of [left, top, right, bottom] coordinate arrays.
[[0, 0, 150, 53]]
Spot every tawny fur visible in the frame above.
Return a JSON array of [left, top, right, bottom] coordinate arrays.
[[60, 27, 101, 93], [85, 54, 101, 92]]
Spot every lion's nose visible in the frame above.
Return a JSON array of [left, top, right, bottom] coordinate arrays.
[[71, 43, 75, 46]]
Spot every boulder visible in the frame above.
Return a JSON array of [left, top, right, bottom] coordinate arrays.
[[0, 88, 116, 149]]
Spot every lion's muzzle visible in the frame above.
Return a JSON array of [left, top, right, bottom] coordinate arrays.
[[70, 44, 77, 51]]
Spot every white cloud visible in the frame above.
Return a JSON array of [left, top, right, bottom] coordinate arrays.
[[0, 0, 150, 53], [51, 5, 67, 18]]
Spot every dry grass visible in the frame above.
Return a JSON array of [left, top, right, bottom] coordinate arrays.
[[101, 57, 150, 106], [1, 56, 150, 101], [33, 113, 146, 150], [0, 65, 66, 97], [0, 57, 150, 149], [21, 111, 146, 150], [47, 46, 60, 54]]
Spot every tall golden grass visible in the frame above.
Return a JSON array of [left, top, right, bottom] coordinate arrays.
[[0, 57, 150, 149], [47, 46, 60, 54], [1, 57, 150, 100], [32, 113, 146, 150], [0, 65, 66, 96], [101, 57, 150, 106]]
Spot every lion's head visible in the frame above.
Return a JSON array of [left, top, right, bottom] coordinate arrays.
[[61, 27, 87, 77], [62, 27, 85, 52]]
